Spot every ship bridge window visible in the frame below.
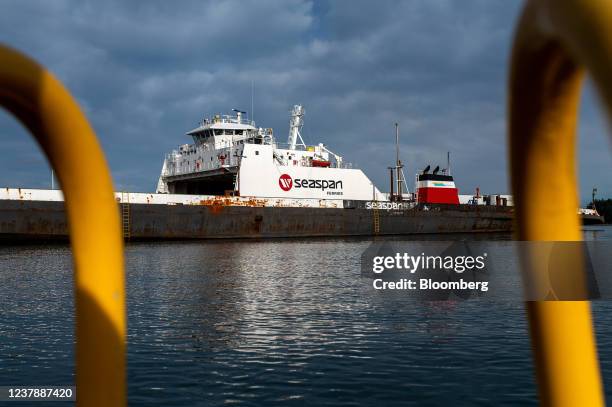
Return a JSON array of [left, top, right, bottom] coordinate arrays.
[[224, 129, 234, 135], [235, 130, 243, 135], [214, 129, 223, 136]]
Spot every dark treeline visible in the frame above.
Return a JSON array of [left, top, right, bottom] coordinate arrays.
[[594, 199, 612, 223]]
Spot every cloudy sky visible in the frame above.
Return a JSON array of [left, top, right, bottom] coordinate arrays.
[[1, 0, 610, 203]]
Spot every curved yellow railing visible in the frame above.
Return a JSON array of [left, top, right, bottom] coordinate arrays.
[[510, 0, 610, 405], [0, 45, 126, 406]]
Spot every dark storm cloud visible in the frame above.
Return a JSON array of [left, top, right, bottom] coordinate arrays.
[[0, 0, 610, 200]]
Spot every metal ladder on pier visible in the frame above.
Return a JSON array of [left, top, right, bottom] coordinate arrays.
[[121, 192, 130, 240]]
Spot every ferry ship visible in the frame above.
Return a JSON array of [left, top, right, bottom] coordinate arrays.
[[155, 106, 382, 201], [0, 105, 601, 241]]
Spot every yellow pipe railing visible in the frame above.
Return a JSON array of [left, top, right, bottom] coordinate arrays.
[[510, 0, 610, 405], [0, 45, 126, 406]]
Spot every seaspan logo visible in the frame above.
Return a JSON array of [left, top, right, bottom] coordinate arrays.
[[366, 201, 413, 210], [278, 174, 343, 192], [279, 174, 293, 191]]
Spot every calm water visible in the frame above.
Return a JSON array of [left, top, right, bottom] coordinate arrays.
[[0, 226, 611, 406]]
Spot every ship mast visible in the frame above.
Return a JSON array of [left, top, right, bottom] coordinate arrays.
[[394, 123, 404, 201], [287, 105, 306, 150]]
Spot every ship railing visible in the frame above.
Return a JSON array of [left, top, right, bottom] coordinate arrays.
[[240, 135, 274, 146], [163, 147, 240, 177], [273, 142, 311, 151], [209, 115, 255, 126], [272, 143, 353, 169]]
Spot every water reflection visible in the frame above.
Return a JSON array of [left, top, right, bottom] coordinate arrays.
[[0, 227, 609, 405]]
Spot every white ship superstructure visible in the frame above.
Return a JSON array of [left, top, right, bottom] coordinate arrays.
[[156, 105, 385, 201]]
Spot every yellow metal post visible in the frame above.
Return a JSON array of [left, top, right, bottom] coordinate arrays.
[[0, 44, 126, 406], [509, 0, 612, 405]]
